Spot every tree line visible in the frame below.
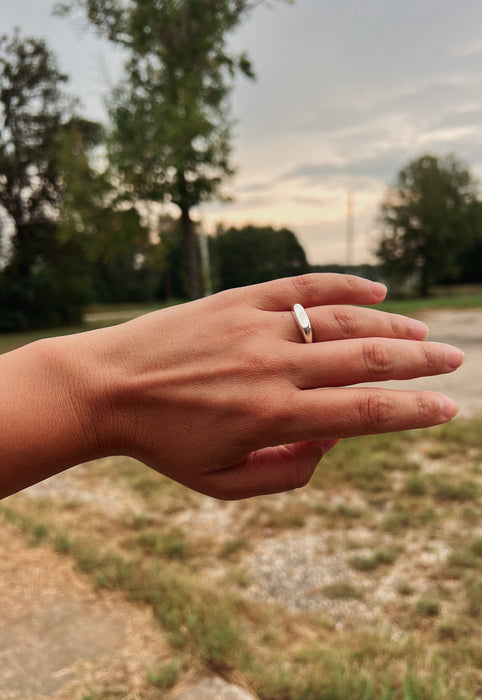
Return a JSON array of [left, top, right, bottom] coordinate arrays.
[[1, 2, 482, 331]]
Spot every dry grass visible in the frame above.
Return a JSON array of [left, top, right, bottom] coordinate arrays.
[[1, 416, 482, 699]]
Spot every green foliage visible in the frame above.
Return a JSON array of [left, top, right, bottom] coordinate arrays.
[[414, 598, 440, 617], [213, 224, 310, 289], [0, 31, 94, 330], [349, 549, 398, 572], [57, 0, 285, 299], [147, 658, 182, 691], [136, 529, 191, 560], [321, 581, 363, 600], [377, 154, 482, 296]]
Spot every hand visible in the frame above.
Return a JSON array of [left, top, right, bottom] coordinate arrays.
[[67, 274, 463, 499]]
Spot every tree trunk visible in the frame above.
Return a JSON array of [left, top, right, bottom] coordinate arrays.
[[180, 204, 202, 300]]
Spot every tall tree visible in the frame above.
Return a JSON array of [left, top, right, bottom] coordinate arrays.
[[377, 154, 480, 296], [57, 0, 288, 299]]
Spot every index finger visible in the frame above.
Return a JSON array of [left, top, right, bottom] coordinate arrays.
[[240, 274, 387, 311]]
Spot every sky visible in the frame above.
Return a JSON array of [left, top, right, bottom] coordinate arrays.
[[2, 0, 482, 265]]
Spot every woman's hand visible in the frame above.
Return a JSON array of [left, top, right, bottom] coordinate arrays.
[[60, 273, 463, 500]]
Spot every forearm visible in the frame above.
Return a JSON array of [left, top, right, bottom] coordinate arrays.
[[0, 336, 104, 498]]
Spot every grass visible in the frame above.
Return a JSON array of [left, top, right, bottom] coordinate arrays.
[[349, 548, 398, 572], [1, 412, 481, 697], [376, 287, 482, 315]]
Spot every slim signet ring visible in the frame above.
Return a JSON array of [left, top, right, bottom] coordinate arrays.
[[292, 303, 313, 343]]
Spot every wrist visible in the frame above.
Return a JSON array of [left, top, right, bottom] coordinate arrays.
[[52, 326, 139, 461]]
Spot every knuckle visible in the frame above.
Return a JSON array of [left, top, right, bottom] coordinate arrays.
[[389, 315, 404, 337], [290, 273, 317, 297], [344, 274, 360, 293], [332, 307, 360, 337], [358, 391, 395, 431], [420, 343, 441, 372], [362, 340, 394, 376], [416, 392, 439, 420]]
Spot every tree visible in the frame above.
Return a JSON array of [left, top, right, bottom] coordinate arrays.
[[57, 0, 288, 299], [56, 117, 152, 303], [0, 31, 93, 330], [377, 154, 480, 297], [214, 224, 309, 289]]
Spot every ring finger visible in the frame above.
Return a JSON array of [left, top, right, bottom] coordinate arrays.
[[280, 305, 429, 343]]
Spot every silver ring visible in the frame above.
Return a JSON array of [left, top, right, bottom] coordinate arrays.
[[292, 304, 313, 343]]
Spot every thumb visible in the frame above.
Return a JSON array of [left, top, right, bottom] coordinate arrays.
[[204, 439, 340, 500]]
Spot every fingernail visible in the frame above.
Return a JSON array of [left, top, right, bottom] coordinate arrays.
[[439, 395, 459, 420], [369, 281, 387, 299], [445, 345, 465, 369], [410, 319, 429, 340]]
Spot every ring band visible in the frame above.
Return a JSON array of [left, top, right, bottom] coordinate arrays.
[[292, 304, 313, 343]]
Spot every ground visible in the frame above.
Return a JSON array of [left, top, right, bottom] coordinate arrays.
[[0, 308, 481, 700]]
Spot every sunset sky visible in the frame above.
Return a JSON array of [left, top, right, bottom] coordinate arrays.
[[2, 0, 482, 265]]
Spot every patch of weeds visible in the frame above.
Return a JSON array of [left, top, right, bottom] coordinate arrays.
[[432, 477, 480, 502], [234, 569, 250, 588], [461, 506, 479, 524], [396, 579, 414, 597], [436, 619, 465, 641], [470, 539, 482, 557], [335, 504, 363, 519], [349, 549, 398, 572], [466, 577, 482, 617], [262, 507, 306, 529], [219, 538, 247, 559], [147, 657, 182, 691], [29, 523, 49, 546], [124, 513, 153, 530], [251, 656, 387, 700], [321, 581, 363, 600], [128, 475, 165, 499], [405, 474, 427, 496], [126, 564, 246, 671], [311, 432, 411, 491], [53, 533, 73, 554], [381, 501, 437, 533], [313, 502, 329, 516], [136, 529, 191, 560], [0, 506, 50, 547], [415, 598, 441, 617], [435, 416, 482, 450], [351, 462, 392, 494], [447, 538, 482, 574], [80, 692, 124, 700]]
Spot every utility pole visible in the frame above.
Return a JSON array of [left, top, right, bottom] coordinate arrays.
[[346, 190, 355, 267]]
